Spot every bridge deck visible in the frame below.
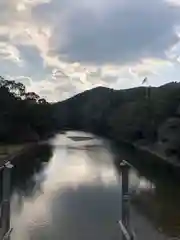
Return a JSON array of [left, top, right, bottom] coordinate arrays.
[[130, 207, 168, 240]]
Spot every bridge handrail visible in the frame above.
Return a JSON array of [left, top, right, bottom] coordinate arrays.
[[119, 160, 136, 240], [0, 162, 13, 171], [0, 161, 13, 240]]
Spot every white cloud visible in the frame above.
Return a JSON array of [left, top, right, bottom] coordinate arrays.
[[32, 0, 180, 64], [0, 42, 23, 65], [166, 0, 180, 6], [0, 0, 180, 102]]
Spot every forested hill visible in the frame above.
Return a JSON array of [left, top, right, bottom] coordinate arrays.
[[54, 82, 180, 135], [0, 77, 54, 143], [53, 82, 180, 160], [1, 77, 180, 160]]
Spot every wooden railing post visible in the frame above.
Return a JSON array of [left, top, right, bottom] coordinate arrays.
[[119, 160, 134, 240], [0, 161, 13, 240]]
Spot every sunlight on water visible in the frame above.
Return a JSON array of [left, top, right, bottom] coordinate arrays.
[[11, 133, 122, 240], [8, 132, 174, 240]]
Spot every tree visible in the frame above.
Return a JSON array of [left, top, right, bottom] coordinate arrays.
[[0, 77, 25, 98], [24, 92, 40, 102], [0, 76, 54, 143], [38, 98, 48, 104]]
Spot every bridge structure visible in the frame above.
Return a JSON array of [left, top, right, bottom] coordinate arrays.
[[119, 161, 135, 240], [0, 161, 13, 240], [0, 156, 168, 240]]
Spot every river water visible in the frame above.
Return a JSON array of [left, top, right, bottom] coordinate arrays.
[[6, 132, 180, 239]]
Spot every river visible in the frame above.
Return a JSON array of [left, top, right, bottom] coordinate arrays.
[[6, 132, 180, 239]]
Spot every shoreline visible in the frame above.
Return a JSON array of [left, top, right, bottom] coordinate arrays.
[[0, 143, 40, 168], [112, 136, 180, 171], [1, 133, 180, 171], [133, 143, 180, 168]]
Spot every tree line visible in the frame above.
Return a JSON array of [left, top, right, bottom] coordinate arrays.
[[0, 77, 54, 143]]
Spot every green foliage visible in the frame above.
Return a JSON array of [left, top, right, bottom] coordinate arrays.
[[0, 77, 53, 143], [0, 76, 25, 98], [1, 75, 180, 146], [106, 83, 180, 143], [54, 83, 180, 145]]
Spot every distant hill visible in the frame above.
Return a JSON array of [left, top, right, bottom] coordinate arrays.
[[53, 82, 180, 160], [1, 77, 180, 161]]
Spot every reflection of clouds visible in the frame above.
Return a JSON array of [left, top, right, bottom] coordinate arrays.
[[11, 141, 120, 240], [43, 145, 117, 189], [24, 185, 121, 240]]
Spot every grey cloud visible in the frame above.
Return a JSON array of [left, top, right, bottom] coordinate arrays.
[[0, 59, 22, 76], [17, 45, 43, 69], [5, 75, 32, 86], [54, 82, 79, 96], [0, 35, 9, 42], [38, 79, 81, 101], [0, 1, 21, 24], [15, 44, 50, 78], [101, 75, 119, 83], [39, 89, 52, 96], [33, 0, 180, 64], [0, 41, 46, 78]]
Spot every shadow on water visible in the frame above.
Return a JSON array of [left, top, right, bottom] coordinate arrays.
[[10, 139, 122, 240], [12, 144, 53, 196], [112, 142, 180, 238], [0, 144, 53, 231], [0, 144, 53, 198], [2, 136, 180, 239], [30, 185, 120, 240]]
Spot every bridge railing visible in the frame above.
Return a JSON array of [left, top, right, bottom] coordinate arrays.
[[119, 160, 136, 240], [0, 162, 13, 240]]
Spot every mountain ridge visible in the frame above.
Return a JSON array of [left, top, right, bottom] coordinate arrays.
[[53, 82, 180, 161]]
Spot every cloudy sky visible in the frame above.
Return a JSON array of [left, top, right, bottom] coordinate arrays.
[[0, 0, 180, 101]]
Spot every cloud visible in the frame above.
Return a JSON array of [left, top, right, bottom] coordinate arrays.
[[0, 0, 180, 102], [166, 0, 180, 6], [33, 0, 180, 65], [16, 44, 44, 74], [7, 75, 32, 86], [0, 42, 22, 64]]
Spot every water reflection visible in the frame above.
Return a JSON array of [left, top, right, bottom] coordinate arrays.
[[5, 134, 180, 239], [11, 136, 121, 240], [11, 144, 53, 197], [114, 142, 180, 238], [29, 186, 120, 240]]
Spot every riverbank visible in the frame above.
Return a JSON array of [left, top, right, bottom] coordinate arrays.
[[0, 143, 39, 168], [133, 142, 180, 168], [0, 145, 24, 166], [112, 136, 180, 175]]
